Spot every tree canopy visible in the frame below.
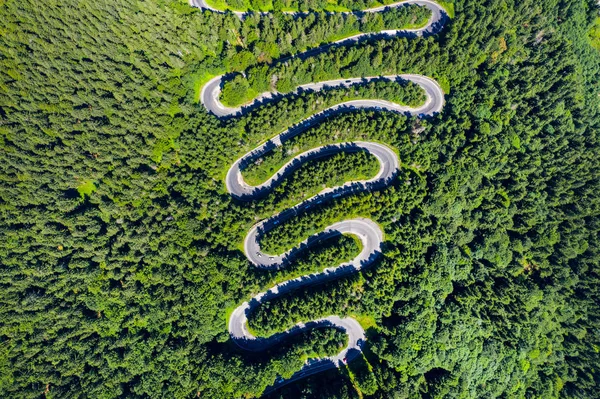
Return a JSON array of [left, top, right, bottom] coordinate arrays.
[[1, 0, 599, 398]]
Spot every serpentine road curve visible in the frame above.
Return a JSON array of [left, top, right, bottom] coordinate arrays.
[[202, 74, 444, 118], [191, 0, 448, 393]]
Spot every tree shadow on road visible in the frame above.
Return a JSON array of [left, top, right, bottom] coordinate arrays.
[[262, 366, 359, 399]]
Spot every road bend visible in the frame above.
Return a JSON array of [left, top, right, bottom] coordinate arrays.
[[192, 0, 448, 393]]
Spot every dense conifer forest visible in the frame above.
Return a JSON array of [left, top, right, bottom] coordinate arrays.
[[1, 0, 600, 397]]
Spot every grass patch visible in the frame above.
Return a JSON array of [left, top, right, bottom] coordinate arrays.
[[323, 1, 352, 12], [438, 74, 451, 94], [436, 1, 455, 18], [351, 313, 377, 330], [205, 0, 274, 12], [191, 69, 221, 103], [204, 0, 241, 11], [224, 304, 236, 329], [324, 29, 361, 43]]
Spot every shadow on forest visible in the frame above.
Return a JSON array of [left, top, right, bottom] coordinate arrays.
[[262, 365, 357, 399], [203, 322, 359, 397]]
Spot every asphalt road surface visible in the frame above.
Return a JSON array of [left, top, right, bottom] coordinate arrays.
[[189, 0, 446, 28], [192, 0, 448, 393]]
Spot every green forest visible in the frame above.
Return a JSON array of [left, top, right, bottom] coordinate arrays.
[[1, 0, 600, 398]]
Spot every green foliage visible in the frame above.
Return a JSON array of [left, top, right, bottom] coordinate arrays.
[[76, 180, 97, 198], [220, 73, 256, 106], [437, 1, 455, 18], [245, 151, 380, 214], [1, 0, 600, 398], [347, 354, 377, 395], [260, 234, 363, 288], [219, 5, 432, 105], [589, 16, 600, 50]]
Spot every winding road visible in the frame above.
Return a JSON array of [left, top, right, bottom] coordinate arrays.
[[202, 74, 444, 118], [190, 0, 445, 25], [191, 0, 448, 393]]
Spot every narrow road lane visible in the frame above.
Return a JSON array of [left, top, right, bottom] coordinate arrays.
[[202, 74, 444, 118], [190, 0, 446, 31], [192, 0, 448, 393]]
